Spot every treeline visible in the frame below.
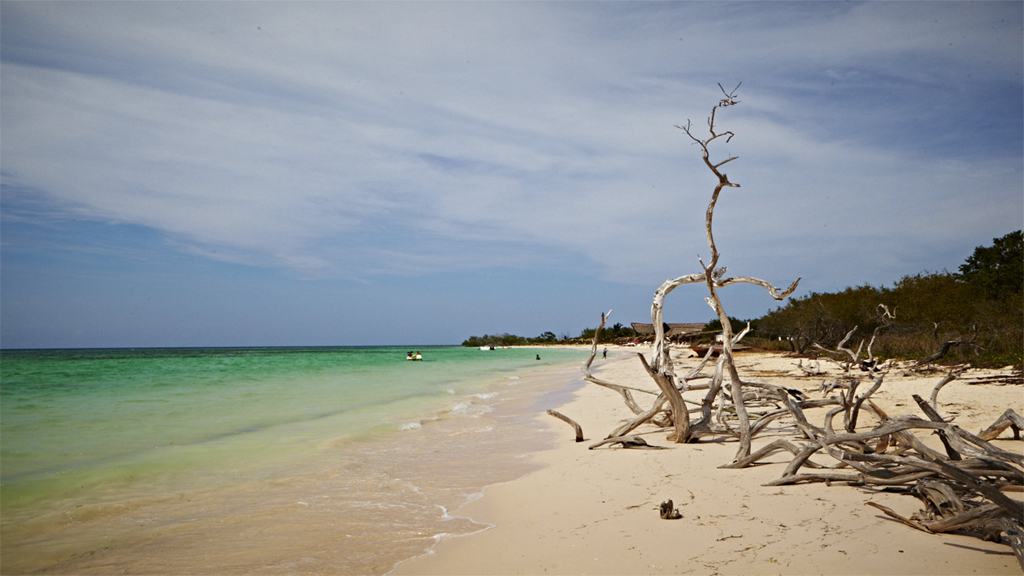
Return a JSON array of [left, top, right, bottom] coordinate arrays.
[[744, 231, 1022, 367], [462, 332, 557, 347], [461, 323, 640, 347], [463, 232, 1021, 367]]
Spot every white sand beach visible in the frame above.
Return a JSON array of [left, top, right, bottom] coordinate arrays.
[[395, 347, 1023, 575]]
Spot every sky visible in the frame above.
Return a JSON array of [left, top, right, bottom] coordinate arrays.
[[1, 1, 1021, 349]]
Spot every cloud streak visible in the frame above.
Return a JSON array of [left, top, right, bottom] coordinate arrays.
[[1, 1, 1021, 346]]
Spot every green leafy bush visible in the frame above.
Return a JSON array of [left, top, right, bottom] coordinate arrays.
[[754, 231, 1022, 367]]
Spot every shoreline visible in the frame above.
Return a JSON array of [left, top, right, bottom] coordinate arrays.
[[1, 347, 591, 576], [394, 346, 1022, 575]]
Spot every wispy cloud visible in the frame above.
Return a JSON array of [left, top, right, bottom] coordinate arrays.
[[1, 1, 1020, 346]]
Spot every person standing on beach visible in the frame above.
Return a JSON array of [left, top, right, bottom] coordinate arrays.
[[602, 348, 607, 359]]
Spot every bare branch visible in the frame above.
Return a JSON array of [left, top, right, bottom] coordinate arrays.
[[929, 369, 964, 415], [547, 410, 583, 442], [716, 275, 802, 300]]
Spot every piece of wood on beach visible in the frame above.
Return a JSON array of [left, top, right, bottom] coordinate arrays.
[[978, 409, 1024, 441], [588, 434, 661, 450], [546, 409, 584, 442]]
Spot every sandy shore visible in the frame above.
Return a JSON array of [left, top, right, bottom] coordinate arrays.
[[394, 347, 1023, 575]]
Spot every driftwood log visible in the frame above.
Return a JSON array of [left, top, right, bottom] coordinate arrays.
[[546, 410, 583, 442]]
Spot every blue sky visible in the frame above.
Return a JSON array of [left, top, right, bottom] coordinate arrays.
[[2, 1, 1021, 348]]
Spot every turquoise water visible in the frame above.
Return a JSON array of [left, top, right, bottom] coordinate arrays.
[[1, 345, 587, 574]]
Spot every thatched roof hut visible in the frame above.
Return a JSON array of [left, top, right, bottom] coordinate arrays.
[[630, 323, 706, 340]]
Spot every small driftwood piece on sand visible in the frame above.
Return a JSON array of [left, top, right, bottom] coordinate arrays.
[[547, 410, 583, 442], [588, 434, 658, 450]]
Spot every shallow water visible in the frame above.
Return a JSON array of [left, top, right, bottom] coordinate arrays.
[[0, 346, 587, 574]]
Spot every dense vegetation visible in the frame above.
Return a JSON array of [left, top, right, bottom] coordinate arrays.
[[464, 232, 1021, 368], [461, 323, 639, 347], [742, 231, 1022, 367]]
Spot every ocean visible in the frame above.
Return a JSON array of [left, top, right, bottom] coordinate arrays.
[[0, 346, 588, 574]]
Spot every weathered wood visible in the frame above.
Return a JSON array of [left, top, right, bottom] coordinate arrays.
[[608, 394, 668, 439], [583, 311, 647, 415], [916, 479, 966, 517], [796, 359, 824, 376], [912, 394, 961, 461], [922, 503, 1003, 533], [979, 409, 1024, 441], [588, 434, 659, 450], [638, 353, 690, 443], [675, 85, 800, 462], [944, 423, 1024, 467], [781, 443, 826, 477], [928, 370, 962, 414], [1001, 518, 1024, 572], [764, 471, 865, 486], [720, 439, 826, 470], [824, 405, 845, 436], [930, 459, 1024, 519], [820, 418, 946, 446], [586, 376, 646, 415], [547, 410, 584, 442], [866, 501, 933, 533], [848, 375, 884, 433]]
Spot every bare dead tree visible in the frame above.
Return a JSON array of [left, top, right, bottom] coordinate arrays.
[[582, 87, 800, 460], [671, 84, 800, 460]]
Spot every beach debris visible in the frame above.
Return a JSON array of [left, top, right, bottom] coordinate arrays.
[[547, 409, 584, 442], [659, 500, 682, 520], [796, 359, 824, 376], [749, 387, 1023, 571], [588, 434, 657, 450], [813, 312, 891, 375], [978, 409, 1024, 441]]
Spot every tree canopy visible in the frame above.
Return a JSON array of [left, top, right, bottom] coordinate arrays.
[[754, 230, 1022, 367], [959, 230, 1023, 299]]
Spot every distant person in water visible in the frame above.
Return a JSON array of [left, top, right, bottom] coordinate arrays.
[[536, 354, 540, 360]]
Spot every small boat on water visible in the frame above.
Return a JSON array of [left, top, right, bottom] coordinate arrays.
[[479, 346, 495, 351], [406, 351, 423, 361]]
